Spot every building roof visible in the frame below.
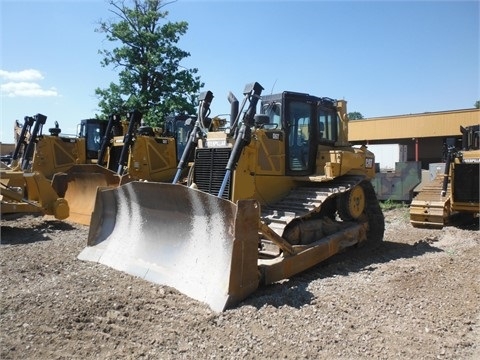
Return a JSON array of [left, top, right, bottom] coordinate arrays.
[[349, 108, 480, 141]]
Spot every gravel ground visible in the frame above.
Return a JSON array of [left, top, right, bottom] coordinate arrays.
[[1, 207, 479, 360]]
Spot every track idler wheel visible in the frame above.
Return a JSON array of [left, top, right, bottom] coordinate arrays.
[[337, 184, 366, 221]]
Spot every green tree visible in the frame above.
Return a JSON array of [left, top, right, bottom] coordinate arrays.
[[348, 111, 364, 120], [95, 0, 203, 125], [474, 100, 480, 109]]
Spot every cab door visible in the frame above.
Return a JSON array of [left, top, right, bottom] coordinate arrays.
[[283, 94, 317, 176]]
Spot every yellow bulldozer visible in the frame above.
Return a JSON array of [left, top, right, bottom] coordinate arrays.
[[78, 82, 385, 312], [104, 110, 195, 184], [2, 109, 196, 224], [0, 112, 172, 222], [410, 125, 480, 228], [3, 113, 123, 223], [1, 114, 71, 220]]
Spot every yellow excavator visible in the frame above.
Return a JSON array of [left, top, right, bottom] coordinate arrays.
[[410, 125, 480, 228], [79, 82, 385, 312]]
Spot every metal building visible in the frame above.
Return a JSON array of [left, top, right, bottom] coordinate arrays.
[[349, 108, 480, 168]]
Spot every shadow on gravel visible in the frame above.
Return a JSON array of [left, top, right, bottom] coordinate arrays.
[[449, 216, 479, 230], [0, 219, 77, 245], [242, 239, 443, 310], [321, 239, 443, 275], [244, 280, 315, 310]]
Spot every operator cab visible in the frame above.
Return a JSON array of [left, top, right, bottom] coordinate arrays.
[[260, 92, 341, 176], [77, 119, 108, 160], [164, 114, 195, 162]]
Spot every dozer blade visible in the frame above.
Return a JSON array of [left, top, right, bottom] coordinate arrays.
[[78, 182, 261, 312], [52, 165, 120, 225]]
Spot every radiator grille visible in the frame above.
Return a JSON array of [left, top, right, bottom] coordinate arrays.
[[193, 148, 232, 199], [453, 163, 479, 203]]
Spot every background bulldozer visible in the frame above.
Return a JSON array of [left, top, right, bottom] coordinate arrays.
[[79, 82, 385, 312], [106, 110, 195, 184], [2, 110, 194, 224], [2, 113, 122, 223], [1, 114, 71, 220], [410, 125, 480, 228]]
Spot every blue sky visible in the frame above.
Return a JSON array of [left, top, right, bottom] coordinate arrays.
[[1, 0, 479, 143]]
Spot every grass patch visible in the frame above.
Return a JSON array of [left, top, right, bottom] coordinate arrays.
[[380, 199, 408, 211]]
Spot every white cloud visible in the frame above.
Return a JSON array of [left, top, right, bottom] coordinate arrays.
[[1, 81, 59, 97], [0, 69, 44, 82], [0, 69, 59, 98]]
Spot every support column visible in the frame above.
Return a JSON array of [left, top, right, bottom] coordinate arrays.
[[414, 138, 419, 161]]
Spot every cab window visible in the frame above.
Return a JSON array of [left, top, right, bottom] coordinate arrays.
[[318, 108, 338, 143]]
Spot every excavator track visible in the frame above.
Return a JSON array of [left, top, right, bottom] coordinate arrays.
[[261, 175, 384, 246], [409, 174, 449, 228]]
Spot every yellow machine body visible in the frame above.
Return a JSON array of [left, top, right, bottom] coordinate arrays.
[[31, 136, 87, 177], [124, 135, 178, 182], [79, 86, 385, 312], [6, 113, 189, 225], [410, 125, 480, 228], [1, 170, 69, 220]]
